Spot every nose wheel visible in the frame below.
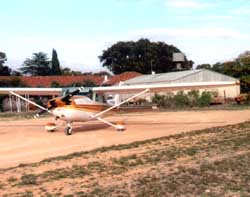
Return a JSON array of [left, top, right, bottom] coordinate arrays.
[[64, 122, 73, 135]]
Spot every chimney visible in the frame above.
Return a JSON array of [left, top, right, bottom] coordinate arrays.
[[103, 75, 109, 83]]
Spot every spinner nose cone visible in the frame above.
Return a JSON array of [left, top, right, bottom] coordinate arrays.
[[48, 99, 57, 109]]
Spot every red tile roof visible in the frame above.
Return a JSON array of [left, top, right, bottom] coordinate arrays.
[[0, 72, 141, 87], [104, 72, 142, 85], [0, 75, 104, 87]]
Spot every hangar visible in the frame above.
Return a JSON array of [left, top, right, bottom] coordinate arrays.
[[115, 69, 240, 100]]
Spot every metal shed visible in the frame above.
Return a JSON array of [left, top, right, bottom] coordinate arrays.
[[122, 69, 240, 99]]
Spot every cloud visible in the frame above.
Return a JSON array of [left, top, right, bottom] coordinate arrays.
[[165, 0, 215, 9]]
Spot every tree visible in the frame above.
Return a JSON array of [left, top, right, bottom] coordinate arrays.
[[11, 70, 22, 76], [20, 52, 51, 76], [0, 52, 11, 76], [61, 67, 83, 76], [237, 51, 250, 66], [51, 49, 61, 75], [94, 71, 112, 77], [99, 38, 193, 74], [0, 52, 7, 66], [196, 64, 211, 69], [209, 51, 250, 93], [50, 81, 61, 87], [61, 67, 72, 75]]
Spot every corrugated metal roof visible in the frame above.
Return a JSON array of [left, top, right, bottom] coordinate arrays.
[[123, 69, 238, 85]]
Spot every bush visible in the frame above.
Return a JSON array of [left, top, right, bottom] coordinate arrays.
[[198, 92, 212, 107], [151, 91, 213, 109], [20, 174, 37, 185], [246, 93, 250, 104], [152, 93, 174, 108], [174, 91, 190, 108], [187, 90, 199, 107]]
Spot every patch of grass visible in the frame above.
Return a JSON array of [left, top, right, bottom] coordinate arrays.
[[0, 182, 5, 190], [20, 174, 37, 185], [39, 165, 89, 182], [7, 176, 18, 183], [87, 161, 107, 173]]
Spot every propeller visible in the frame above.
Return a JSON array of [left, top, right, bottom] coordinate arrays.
[[34, 87, 85, 118], [61, 87, 85, 103]]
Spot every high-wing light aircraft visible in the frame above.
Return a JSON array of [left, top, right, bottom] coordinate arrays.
[[1, 81, 237, 135], [9, 87, 149, 135]]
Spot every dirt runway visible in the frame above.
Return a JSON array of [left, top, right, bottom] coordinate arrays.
[[0, 110, 250, 168]]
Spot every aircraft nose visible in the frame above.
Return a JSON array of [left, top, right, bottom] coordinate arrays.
[[48, 99, 57, 109]]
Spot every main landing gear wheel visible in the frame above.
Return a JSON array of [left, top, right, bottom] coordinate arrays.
[[45, 123, 56, 132], [64, 127, 72, 135], [116, 122, 126, 132]]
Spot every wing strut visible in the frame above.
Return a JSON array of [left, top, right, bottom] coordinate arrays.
[[10, 91, 51, 113], [92, 88, 149, 119]]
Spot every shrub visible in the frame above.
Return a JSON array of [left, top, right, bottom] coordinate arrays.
[[20, 174, 37, 185], [244, 93, 250, 104], [152, 93, 174, 108], [187, 90, 199, 107], [198, 92, 212, 107], [174, 91, 190, 108], [152, 91, 213, 109], [9, 77, 26, 87]]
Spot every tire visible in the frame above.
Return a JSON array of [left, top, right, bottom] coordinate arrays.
[[64, 127, 72, 135]]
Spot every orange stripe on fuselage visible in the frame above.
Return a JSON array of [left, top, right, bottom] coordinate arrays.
[[60, 104, 116, 114]]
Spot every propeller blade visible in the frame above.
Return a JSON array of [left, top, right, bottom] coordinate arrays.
[[61, 87, 84, 102], [34, 105, 54, 118], [34, 109, 48, 118]]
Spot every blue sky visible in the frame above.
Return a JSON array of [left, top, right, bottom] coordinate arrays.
[[1, 0, 250, 72]]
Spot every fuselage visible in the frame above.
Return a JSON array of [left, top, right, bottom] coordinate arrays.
[[51, 96, 113, 122]]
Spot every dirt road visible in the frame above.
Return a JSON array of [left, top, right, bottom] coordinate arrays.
[[0, 110, 250, 168]]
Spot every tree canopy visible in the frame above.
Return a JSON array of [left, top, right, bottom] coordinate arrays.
[[20, 52, 51, 76], [196, 50, 250, 93], [196, 64, 211, 69], [0, 52, 12, 76], [51, 49, 61, 75], [20, 50, 63, 76], [99, 39, 193, 74]]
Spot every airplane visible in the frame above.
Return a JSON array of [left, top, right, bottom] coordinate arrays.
[[9, 87, 149, 135], [3, 81, 237, 135]]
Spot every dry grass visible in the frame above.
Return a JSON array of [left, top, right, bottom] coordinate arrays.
[[1, 121, 250, 196]]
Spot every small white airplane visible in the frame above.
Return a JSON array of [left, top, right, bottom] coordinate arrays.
[[2, 81, 236, 135], [9, 87, 149, 135]]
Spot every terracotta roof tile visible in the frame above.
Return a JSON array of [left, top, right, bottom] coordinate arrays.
[[0, 72, 141, 87], [104, 72, 142, 85], [0, 75, 104, 87]]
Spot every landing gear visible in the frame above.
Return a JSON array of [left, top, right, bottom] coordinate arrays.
[[64, 122, 73, 135], [116, 124, 126, 132], [45, 123, 56, 132], [97, 117, 126, 132]]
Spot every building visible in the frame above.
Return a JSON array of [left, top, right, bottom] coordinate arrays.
[[120, 69, 240, 99], [0, 72, 141, 87], [103, 72, 142, 86]]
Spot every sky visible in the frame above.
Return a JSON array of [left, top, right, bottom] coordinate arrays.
[[1, 0, 250, 72]]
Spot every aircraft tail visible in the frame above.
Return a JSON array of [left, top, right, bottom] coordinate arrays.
[[114, 94, 120, 106]]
